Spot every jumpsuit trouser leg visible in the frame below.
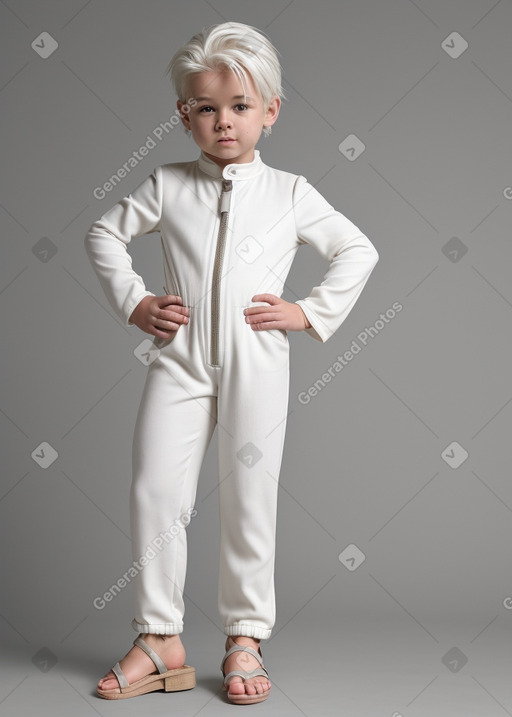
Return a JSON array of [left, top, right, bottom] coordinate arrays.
[[216, 307, 290, 640], [129, 304, 290, 641], [130, 350, 217, 635]]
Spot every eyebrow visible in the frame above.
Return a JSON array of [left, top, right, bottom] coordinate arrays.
[[194, 95, 254, 102]]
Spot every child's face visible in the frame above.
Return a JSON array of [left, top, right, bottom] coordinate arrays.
[[177, 68, 280, 167]]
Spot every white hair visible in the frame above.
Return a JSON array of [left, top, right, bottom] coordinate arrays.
[[165, 21, 286, 135]]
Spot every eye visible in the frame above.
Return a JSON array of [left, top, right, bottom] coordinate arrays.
[[198, 103, 249, 114]]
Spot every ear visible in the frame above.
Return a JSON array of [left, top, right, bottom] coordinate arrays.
[[263, 96, 281, 130], [177, 99, 192, 131]]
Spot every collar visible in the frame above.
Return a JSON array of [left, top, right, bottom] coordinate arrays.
[[198, 149, 265, 181]]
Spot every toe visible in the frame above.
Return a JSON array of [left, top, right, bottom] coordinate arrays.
[[228, 677, 246, 695], [97, 673, 118, 692], [244, 679, 257, 695], [97, 671, 113, 687]]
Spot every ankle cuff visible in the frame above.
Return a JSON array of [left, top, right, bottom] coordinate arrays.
[[131, 618, 184, 635], [224, 623, 271, 640]]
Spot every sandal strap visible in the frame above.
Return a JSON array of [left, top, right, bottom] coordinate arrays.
[[223, 667, 269, 687], [220, 644, 264, 671], [133, 635, 168, 674], [111, 661, 129, 690]]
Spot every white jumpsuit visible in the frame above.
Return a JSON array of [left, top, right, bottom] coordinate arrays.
[[84, 149, 379, 640]]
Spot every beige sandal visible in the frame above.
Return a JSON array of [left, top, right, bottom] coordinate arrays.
[[96, 635, 196, 700], [220, 636, 271, 705]]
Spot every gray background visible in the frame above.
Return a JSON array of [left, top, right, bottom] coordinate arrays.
[[1, 0, 512, 715]]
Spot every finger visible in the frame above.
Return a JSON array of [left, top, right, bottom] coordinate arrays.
[[245, 310, 280, 323], [153, 326, 178, 337], [160, 294, 183, 306], [250, 320, 282, 331], [160, 307, 190, 326], [244, 305, 277, 317], [251, 293, 280, 305], [162, 304, 189, 317], [158, 315, 188, 330], [153, 318, 182, 333]]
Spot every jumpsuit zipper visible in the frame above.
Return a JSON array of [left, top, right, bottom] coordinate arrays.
[[210, 178, 233, 367]]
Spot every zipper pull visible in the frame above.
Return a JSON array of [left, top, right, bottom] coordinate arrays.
[[220, 179, 233, 213]]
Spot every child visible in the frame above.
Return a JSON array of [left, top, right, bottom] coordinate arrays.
[[85, 21, 379, 705]]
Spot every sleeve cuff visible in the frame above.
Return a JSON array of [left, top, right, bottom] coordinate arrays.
[[294, 301, 328, 343], [126, 291, 155, 327]]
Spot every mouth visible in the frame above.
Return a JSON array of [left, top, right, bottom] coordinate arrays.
[[218, 138, 236, 143]]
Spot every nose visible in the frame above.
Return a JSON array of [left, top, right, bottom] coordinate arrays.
[[216, 110, 233, 131]]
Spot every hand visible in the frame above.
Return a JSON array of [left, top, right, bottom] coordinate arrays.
[[243, 294, 312, 332], [129, 294, 189, 338]]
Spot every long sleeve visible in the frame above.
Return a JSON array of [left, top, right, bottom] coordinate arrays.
[[84, 166, 163, 326], [292, 174, 379, 343]]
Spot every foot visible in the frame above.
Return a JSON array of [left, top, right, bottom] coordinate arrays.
[[222, 635, 271, 698], [97, 634, 186, 692]]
